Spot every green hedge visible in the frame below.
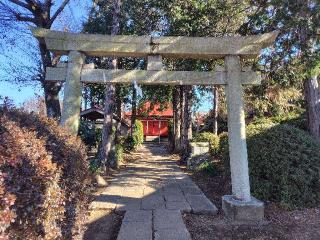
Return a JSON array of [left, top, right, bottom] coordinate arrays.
[[123, 120, 144, 151], [193, 132, 220, 156], [220, 122, 320, 209], [133, 120, 144, 146]]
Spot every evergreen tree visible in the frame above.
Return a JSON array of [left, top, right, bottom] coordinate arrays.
[[240, 0, 320, 139]]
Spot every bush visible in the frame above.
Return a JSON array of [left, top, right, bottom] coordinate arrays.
[[0, 108, 91, 239], [195, 161, 218, 175], [221, 121, 320, 209], [124, 120, 144, 151], [115, 144, 124, 162], [270, 112, 307, 131], [193, 132, 220, 156], [107, 143, 124, 169], [133, 120, 144, 146], [78, 120, 101, 150], [218, 132, 229, 164]]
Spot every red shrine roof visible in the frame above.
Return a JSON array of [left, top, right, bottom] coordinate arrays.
[[125, 102, 173, 118]]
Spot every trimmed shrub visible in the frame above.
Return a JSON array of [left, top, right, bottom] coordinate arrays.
[[123, 135, 136, 151], [115, 144, 124, 162], [133, 120, 144, 146], [221, 121, 320, 209], [124, 120, 144, 151], [107, 143, 124, 169], [0, 108, 91, 239], [193, 132, 220, 156], [195, 161, 218, 175], [270, 113, 307, 131]]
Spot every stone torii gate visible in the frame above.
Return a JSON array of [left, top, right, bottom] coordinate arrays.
[[32, 28, 278, 222]]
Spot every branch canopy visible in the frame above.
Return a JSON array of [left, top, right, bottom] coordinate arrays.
[[31, 27, 278, 59]]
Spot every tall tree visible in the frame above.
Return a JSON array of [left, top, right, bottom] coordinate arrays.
[[212, 86, 219, 135], [163, 0, 250, 151], [84, 0, 166, 166], [240, 0, 320, 139], [172, 86, 181, 152], [179, 85, 185, 150], [0, 0, 73, 118], [99, 0, 122, 168], [131, 84, 137, 134], [182, 85, 193, 158]]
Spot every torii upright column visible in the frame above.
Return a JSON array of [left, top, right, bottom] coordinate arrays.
[[222, 55, 264, 222], [225, 55, 251, 201], [60, 51, 85, 134]]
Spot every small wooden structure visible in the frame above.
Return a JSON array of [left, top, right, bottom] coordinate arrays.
[[81, 107, 130, 135]]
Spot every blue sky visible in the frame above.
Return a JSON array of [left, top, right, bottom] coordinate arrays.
[[0, 0, 91, 106], [0, 0, 213, 112]]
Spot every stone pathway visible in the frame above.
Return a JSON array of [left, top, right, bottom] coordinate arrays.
[[90, 144, 218, 240]]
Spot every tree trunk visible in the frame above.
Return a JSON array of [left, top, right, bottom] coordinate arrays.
[[213, 86, 219, 135], [131, 84, 137, 134], [173, 86, 181, 152], [298, 0, 320, 140], [304, 76, 320, 140], [180, 86, 185, 149], [5, 0, 72, 119], [99, 0, 122, 167], [115, 84, 123, 142], [184, 85, 193, 143], [43, 84, 62, 118], [99, 85, 116, 167], [39, 40, 62, 118], [181, 85, 193, 160]]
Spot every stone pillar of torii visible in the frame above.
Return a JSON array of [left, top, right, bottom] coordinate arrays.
[[32, 27, 278, 222]]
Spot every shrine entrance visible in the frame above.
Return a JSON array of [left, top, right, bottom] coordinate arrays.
[[32, 27, 277, 221]]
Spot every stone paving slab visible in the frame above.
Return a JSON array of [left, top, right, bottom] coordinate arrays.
[[141, 195, 165, 210], [89, 195, 119, 210], [116, 198, 141, 212], [154, 210, 192, 240], [122, 210, 152, 223], [117, 221, 152, 240], [154, 209, 186, 230], [186, 194, 218, 214], [165, 200, 192, 212], [181, 186, 203, 195], [90, 144, 218, 239], [154, 227, 192, 240]]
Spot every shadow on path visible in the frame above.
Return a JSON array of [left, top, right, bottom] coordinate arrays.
[[84, 144, 217, 240]]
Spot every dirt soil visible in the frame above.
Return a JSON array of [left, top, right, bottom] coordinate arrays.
[[83, 209, 123, 240], [83, 169, 124, 240], [183, 170, 320, 240]]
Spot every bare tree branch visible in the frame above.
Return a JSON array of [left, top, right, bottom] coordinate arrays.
[[44, 0, 52, 17], [8, 0, 29, 9], [24, 0, 38, 6], [15, 14, 36, 23], [49, 0, 70, 25]]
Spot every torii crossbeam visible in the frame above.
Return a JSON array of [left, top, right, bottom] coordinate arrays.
[[31, 27, 278, 222]]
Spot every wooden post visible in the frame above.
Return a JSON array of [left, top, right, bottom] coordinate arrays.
[[60, 51, 85, 134]]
